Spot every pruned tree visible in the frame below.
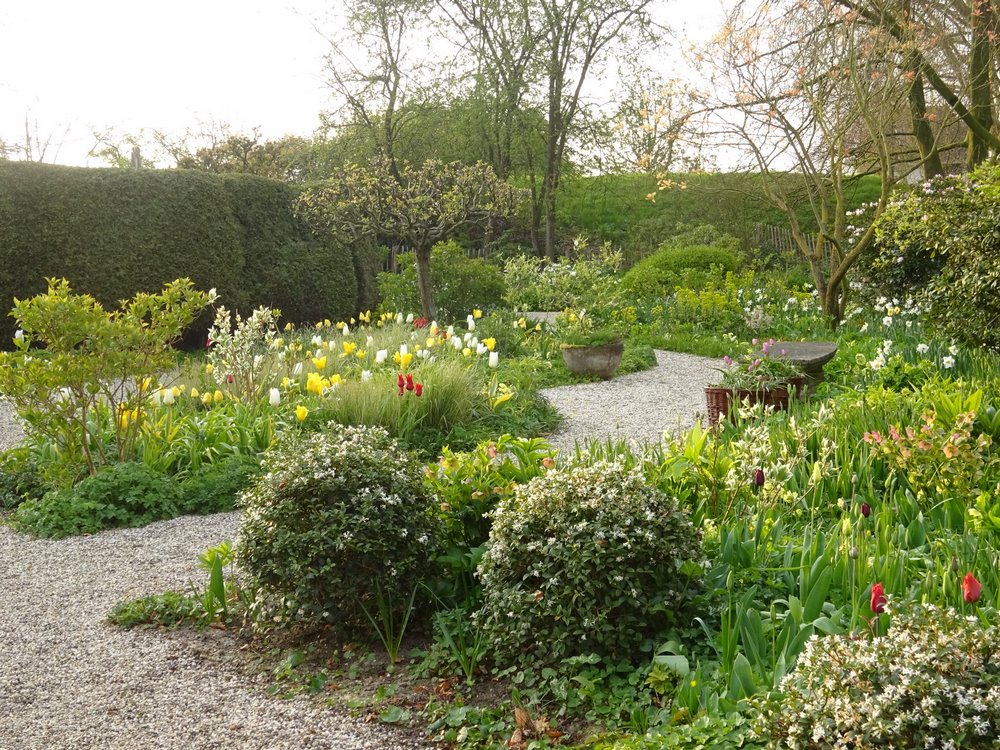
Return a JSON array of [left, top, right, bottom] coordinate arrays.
[[705, 0, 911, 325], [296, 158, 520, 319]]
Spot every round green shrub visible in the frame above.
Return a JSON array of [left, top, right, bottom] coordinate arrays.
[[13, 462, 182, 538], [476, 461, 702, 664], [237, 424, 441, 631], [622, 244, 740, 299]]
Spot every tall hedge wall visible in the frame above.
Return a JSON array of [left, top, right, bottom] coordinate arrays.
[[0, 162, 376, 343]]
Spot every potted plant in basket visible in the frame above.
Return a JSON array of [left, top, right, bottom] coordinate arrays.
[[705, 338, 804, 424], [554, 306, 625, 379]]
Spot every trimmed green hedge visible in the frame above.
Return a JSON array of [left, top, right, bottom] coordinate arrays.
[[0, 162, 376, 342]]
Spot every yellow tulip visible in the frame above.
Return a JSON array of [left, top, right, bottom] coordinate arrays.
[[295, 405, 309, 422], [306, 372, 329, 395], [201, 392, 212, 406], [190, 387, 200, 398], [331, 374, 342, 385], [284, 322, 293, 332], [462, 347, 472, 357], [213, 390, 224, 404], [139, 377, 152, 392], [281, 376, 291, 387], [426, 337, 435, 348], [342, 341, 357, 356], [355, 350, 366, 359], [400, 352, 414, 369], [205, 364, 214, 375], [171, 386, 182, 398], [473, 309, 482, 319], [483, 337, 496, 352], [312, 356, 327, 371]]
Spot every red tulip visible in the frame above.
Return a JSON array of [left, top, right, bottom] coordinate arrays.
[[405, 373, 414, 391], [870, 582, 887, 614], [397, 373, 405, 388], [415, 382, 423, 396], [226, 374, 234, 384], [962, 572, 982, 604]]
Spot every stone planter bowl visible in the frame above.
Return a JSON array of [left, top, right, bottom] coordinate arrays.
[[561, 340, 625, 379]]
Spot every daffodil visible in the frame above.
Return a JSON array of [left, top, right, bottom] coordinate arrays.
[[295, 404, 309, 421]]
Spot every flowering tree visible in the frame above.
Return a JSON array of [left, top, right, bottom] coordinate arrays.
[[296, 157, 520, 320], [701, 0, 911, 325]]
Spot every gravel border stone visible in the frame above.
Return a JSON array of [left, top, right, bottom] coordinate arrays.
[[540, 349, 718, 454]]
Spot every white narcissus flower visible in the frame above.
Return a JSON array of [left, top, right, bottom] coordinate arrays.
[[489, 352, 499, 368], [375, 349, 388, 364], [948, 344, 959, 356], [882, 316, 893, 327], [361, 369, 372, 383], [916, 343, 929, 354], [269, 388, 281, 406], [942, 355, 955, 369]]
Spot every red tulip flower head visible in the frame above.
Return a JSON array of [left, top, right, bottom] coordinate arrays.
[[962, 572, 982, 604], [415, 382, 423, 396], [405, 373, 414, 391], [870, 582, 887, 614]]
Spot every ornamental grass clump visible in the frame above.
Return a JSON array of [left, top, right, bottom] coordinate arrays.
[[237, 424, 440, 633], [476, 461, 702, 665], [755, 601, 1000, 749]]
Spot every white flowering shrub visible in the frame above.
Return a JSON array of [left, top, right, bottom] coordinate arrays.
[[206, 305, 280, 400], [755, 602, 1000, 749], [238, 424, 440, 631], [476, 461, 702, 664]]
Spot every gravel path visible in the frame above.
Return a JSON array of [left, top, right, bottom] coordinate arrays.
[[540, 349, 718, 454], [0, 404, 426, 750]]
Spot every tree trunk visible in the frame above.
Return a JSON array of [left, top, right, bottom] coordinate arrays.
[[414, 245, 437, 320], [968, 0, 995, 168]]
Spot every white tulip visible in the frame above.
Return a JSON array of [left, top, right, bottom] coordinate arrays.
[[366, 335, 374, 346], [399, 343, 408, 356], [477, 344, 488, 355], [293, 362, 303, 376], [361, 369, 372, 383], [269, 388, 281, 406], [375, 349, 388, 364], [396, 313, 404, 324], [406, 313, 414, 323], [452, 336, 463, 350], [489, 352, 499, 368]]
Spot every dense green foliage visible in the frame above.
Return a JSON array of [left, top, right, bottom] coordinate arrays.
[[874, 163, 1000, 351], [238, 425, 441, 633], [13, 462, 182, 538], [0, 162, 376, 342], [377, 241, 506, 321], [552, 173, 882, 261], [477, 461, 702, 665], [622, 244, 740, 298]]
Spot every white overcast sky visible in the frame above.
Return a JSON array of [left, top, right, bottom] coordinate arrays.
[[0, 0, 724, 167]]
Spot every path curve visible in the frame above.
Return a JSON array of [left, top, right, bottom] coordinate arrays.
[[540, 349, 718, 454], [0, 405, 425, 750]]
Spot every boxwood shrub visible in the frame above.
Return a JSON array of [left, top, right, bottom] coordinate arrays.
[[476, 461, 702, 665], [237, 424, 441, 632]]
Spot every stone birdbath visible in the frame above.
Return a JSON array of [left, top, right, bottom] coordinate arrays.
[[773, 341, 838, 394]]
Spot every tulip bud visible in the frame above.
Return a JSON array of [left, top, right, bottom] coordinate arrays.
[[269, 388, 281, 407], [860, 502, 871, 518], [849, 547, 859, 559], [753, 468, 765, 487]]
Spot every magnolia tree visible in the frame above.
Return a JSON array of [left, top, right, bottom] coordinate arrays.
[[699, 0, 912, 325], [296, 157, 520, 320]]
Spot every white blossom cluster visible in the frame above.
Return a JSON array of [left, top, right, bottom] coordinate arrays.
[[756, 602, 1000, 749]]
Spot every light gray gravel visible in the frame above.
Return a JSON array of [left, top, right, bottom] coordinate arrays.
[[540, 349, 719, 454], [0, 402, 426, 750]]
